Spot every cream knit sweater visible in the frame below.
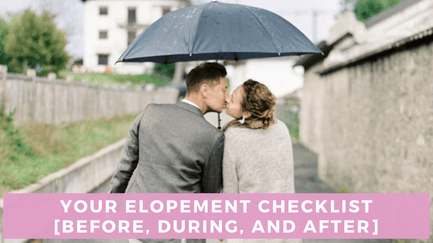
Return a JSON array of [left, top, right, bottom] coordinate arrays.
[[221, 119, 301, 243], [223, 119, 295, 194]]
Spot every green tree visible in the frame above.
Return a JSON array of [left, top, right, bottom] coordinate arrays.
[[4, 10, 69, 76], [354, 0, 385, 21], [154, 63, 176, 79], [341, 0, 407, 22], [0, 19, 11, 65]]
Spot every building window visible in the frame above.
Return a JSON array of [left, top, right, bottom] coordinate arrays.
[[128, 30, 136, 46], [162, 6, 171, 16], [99, 30, 108, 39], [128, 7, 136, 24], [99, 7, 108, 15], [98, 54, 109, 65]]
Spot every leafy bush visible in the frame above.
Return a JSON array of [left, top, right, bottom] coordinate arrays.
[[4, 10, 69, 76], [352, 0, 407, 22], [0, 19, 12, 65], [154, 63, 176, 78], [0, 103, 37, 192], [0, 103, 34, 160]]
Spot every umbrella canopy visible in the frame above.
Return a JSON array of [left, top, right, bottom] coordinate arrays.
[[117, 1, 321, 64]]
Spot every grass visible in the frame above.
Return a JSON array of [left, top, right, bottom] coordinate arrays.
[[58, 70, 172, 89], [286, 122, 300, 141], [337, 187, 351, 193], [276, 106, 300, 141], [281, 118, 300, 141], [0, 105, 137, 198], [395, 240, 412, 243]]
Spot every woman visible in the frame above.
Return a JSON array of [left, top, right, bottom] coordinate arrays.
[[221, 80, 300, 243]]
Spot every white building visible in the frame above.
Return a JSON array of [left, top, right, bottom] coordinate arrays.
[[81, 0, 190, 74]]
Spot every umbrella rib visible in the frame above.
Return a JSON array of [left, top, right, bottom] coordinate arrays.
[[245, 7, 280, 54]]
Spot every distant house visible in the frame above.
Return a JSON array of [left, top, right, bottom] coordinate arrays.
[[81, 0, 190, 74]]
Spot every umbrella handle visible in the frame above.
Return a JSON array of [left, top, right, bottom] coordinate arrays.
[[218, 113, 221, 130]]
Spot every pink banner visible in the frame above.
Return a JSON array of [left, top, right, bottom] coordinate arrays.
[[3, 193, 430, 239]]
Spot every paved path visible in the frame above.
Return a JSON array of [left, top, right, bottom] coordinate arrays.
[[287, 142, 393, 243], [43, 126, 393, 243]]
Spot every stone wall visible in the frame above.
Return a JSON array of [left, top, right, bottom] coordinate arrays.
[[0, 139, 126, 243], [0, 67, 177, 127], [301, 39, 433, 241]]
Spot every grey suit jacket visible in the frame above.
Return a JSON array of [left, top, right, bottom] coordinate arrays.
[[109, 102, 224, 194]]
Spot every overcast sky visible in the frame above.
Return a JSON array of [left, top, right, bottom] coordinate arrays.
[[0, 0, 342, 58]]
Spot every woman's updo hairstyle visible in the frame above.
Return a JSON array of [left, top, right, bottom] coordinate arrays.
[[222, 79, 276, 132]]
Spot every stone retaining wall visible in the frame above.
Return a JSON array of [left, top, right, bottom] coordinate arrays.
[[0, 139, 127, 243]]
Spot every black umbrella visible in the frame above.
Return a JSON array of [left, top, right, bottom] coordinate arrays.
[[117, 1, 321, 128], [117, 1, 321, 64]]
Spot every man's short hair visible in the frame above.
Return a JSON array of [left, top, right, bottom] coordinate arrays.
[[186, 62, 227, 93]]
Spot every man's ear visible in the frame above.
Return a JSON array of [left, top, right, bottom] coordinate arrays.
[[200, 83, 209, 98]]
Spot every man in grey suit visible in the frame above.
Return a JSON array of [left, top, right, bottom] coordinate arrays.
[[109, 62, 228, 196]]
